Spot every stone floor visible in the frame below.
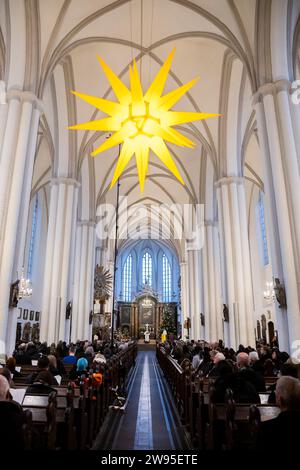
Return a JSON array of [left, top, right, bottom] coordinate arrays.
[[112, 349, 184, 450]]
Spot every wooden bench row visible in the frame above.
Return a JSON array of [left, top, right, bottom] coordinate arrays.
[[15, 343, 137, 449], [156, 345, 279, 450]]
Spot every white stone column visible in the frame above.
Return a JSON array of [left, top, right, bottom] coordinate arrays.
[[202, 232, 210, 342], [71, 221, 95, 342], [180, 261, 188, 338], [202, 222, 223, 344], [253, 82, 300, 350], [0, 91, 42, 355], [13, 107, 41, 271], [276, 83, 300, 260], [213, 225, 223, 341], [0, 83, 8, 156], [40, 178, 79, 345], [187, 250, 195, 340], [193, 249, 202, 341], [0, 94, 21, 244], [186, 249, 201, 340], [217, 184, 237, 350], [216, 177, 255, 349], [70, 225, 82, 342], [254, 98, 289, 351], [85, 225, 96, 340]]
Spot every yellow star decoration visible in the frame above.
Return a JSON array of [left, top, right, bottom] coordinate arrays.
[[69, 49, 219, 191]]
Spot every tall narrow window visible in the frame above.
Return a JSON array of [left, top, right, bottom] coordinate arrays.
[[162, 254, 172, 301], [122, 254, 132, 301], [27, 194, 39, 279], [142, 251, 152, 286], [258, 192, 269, 266]]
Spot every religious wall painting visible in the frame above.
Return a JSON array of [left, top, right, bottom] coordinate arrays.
[[22, 322, 31, 342], [120, 305, 131, 325]]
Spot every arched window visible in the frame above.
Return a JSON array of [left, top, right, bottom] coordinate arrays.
[[258, 192, 269, 266], [162, 254, 172, 301], [122, 254, 132, 301], [27, 194, 39, 279], [142, 251, 152, 286]]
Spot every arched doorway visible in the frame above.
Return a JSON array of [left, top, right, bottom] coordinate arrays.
[[261, 315, 267, 342], [268, 321, 275, 345], [257, 320, 261, 340]]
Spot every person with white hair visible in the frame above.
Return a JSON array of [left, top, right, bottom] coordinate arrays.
[[275, 376, 300, 410], [249, 351, 259, 364], [237, 352, 266, 392], [207, 352, 227, 377], [249, 350, 265, 376], [0, 375, 10, 400], [256, 376, 300, 448]]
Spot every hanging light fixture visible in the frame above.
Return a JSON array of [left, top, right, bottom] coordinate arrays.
[[18, 268, 32, 299], [69, 49, 219, 192], [263, 281, 275, 302]]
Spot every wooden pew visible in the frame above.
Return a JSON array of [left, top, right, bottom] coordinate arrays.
[[15, 342, 137, 449], [156, 345, 280, 450], [206, 393, 280, 450], [22, 390, 77, 449]]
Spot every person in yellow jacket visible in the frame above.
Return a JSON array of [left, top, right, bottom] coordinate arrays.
[[161, 329, 167, 343]]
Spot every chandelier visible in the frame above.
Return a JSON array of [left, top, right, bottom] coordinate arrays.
[[18, 268, 32, 299], [263, 281, 275, 302]]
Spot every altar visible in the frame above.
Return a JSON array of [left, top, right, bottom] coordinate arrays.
[[117, 286, 177, 339]]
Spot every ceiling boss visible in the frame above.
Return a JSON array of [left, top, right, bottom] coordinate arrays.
[[69, 49, 219, 191]]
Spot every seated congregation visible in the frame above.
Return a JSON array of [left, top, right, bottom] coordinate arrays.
[[0, 338, 137, 449], [157, 339, 300, 450], [1, 335, 300, 451]]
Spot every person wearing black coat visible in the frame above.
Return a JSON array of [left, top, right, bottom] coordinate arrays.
[[0, 375, 25, 449], [256, 376, 300, 448]]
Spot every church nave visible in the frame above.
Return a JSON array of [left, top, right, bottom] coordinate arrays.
[[1, 0, 300, 456], [94, 348, 188, 451]]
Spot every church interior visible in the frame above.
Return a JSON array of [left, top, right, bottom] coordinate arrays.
[[0, 0, 300, 453]]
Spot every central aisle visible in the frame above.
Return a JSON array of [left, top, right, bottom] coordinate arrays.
[[112, 349, 186, 450]]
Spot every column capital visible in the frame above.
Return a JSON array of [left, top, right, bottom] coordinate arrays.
[[215, 176, 245, 188], [6, 89, 43, 112], [50, 177, 81, 188], [252, 79, 292, 105]]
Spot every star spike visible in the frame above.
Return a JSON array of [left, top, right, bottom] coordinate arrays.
[[163, 111, 220, 127], [150, 136, 185, 185], [97, 55, 131, 105], [135, 138, 150, 192], [144, 49, 176, 103], [157, 78, 199, 111], [68, 117, 121, 132], [110, 140, 134, 188], [130, 60, 143, 103], [70, 90, 124, 116], [91, 123, 135, 156]]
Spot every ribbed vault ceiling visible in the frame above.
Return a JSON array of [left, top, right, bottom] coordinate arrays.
[[0, 0, 270, 246]]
